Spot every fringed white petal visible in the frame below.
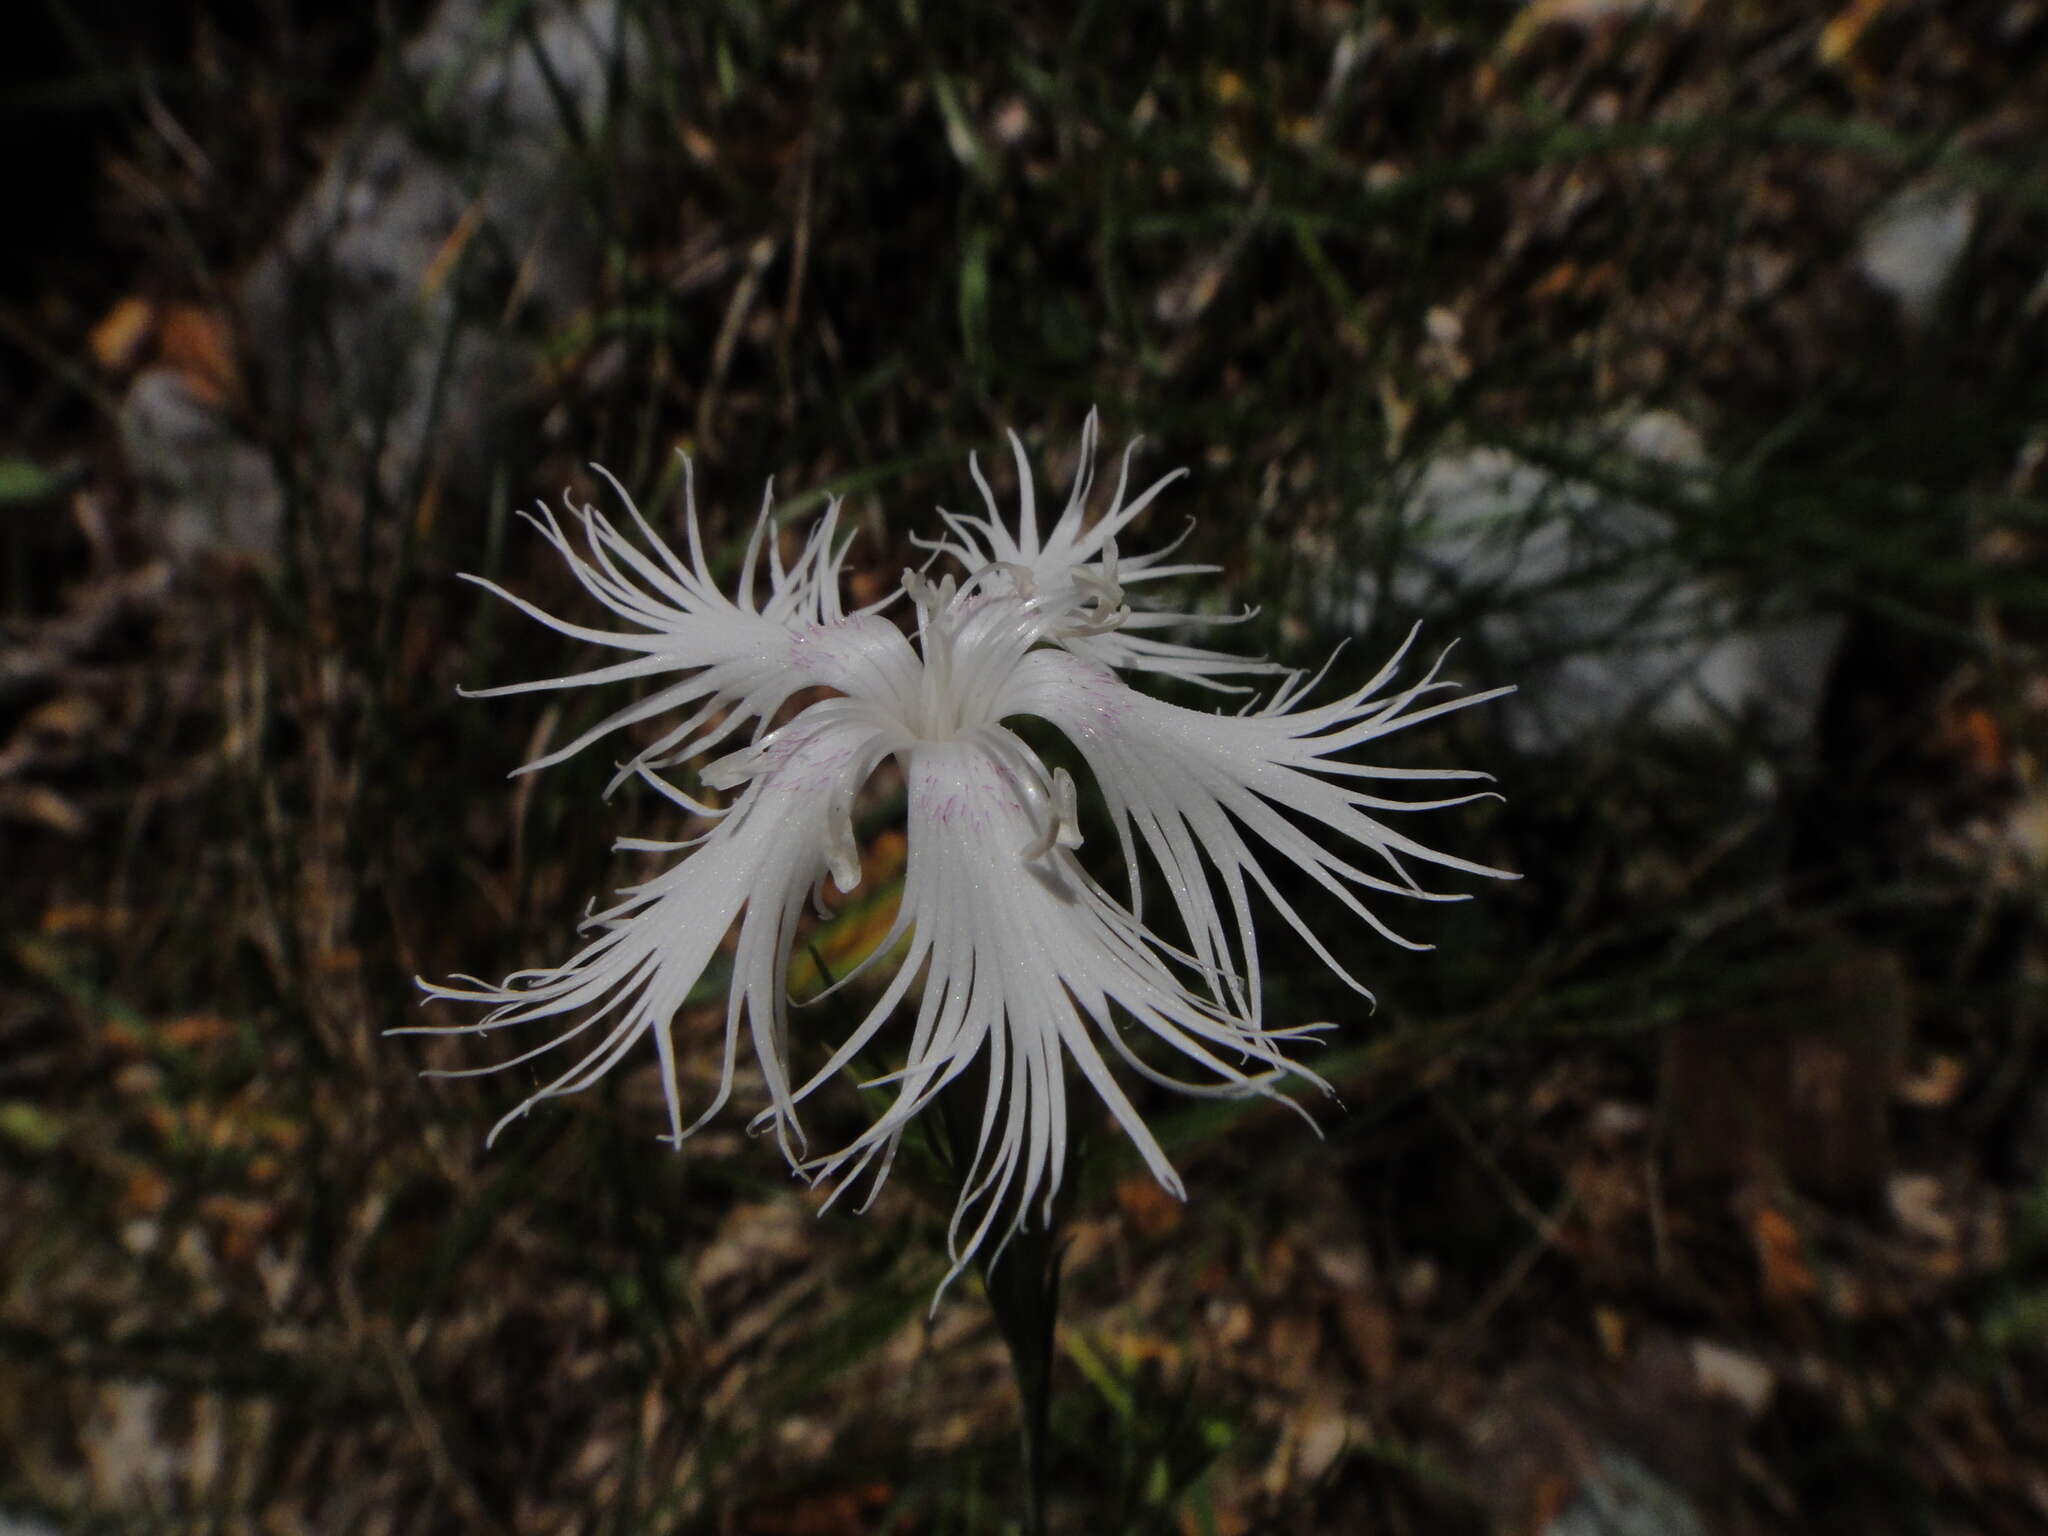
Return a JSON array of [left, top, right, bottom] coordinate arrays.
[[461, 459, 901, 784], [792, 738, 1322, 1302], [923, 410, 1279, 687], [995, 631, 1517, 1023], [407, 709, 896, 1153]]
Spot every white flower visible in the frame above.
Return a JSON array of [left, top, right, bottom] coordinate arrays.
[[409, 414, 1513, 1287]]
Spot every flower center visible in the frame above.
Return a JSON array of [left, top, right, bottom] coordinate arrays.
[[894, 552, 1128, 743]]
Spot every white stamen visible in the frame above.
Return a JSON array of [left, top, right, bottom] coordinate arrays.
[[824, 789, 862, 893], [1018, 765, 1085, 861]]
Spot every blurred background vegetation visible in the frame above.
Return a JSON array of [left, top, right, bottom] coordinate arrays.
[[3, 1, 2047, 1530]]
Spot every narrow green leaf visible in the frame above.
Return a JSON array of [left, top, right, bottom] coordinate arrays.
[[959, 224, 994, 377], [0, 459, 63, 506], [0, 1101, 66, 1154]]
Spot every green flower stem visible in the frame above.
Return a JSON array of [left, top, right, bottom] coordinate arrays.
[[982, 1216, 1063, 1536], [927, 1074, 1066, 1534]]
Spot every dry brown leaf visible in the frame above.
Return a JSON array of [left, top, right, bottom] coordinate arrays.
[[1896, 1054, 1967, 1109], [1942, 703, 2006, 777], [1594, 1304, 1629, 1362], [38, 902, 130, 938], [419, 203, 486, 301], [156, 303, 238, 406], [1333, 1293, 1399, 1384], [119, 1166, 171, 1218], [1750, 1204, 1817, 1308], [741, 1481, 892, 1536], [18, 694, 100, 741], [1819, 0, 1890, 66], [159, 1014, 235, 1049], [89, 295, 156, 372], [3, 785, 88, 835], [199, 1194, 277, 1266], [1531, 260, 1584, 304], [1115, 1172, 1183, 1239], [1527, 1472, 1576, 1532]]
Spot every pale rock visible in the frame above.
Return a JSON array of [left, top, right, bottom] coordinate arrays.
[[1689, 1339, 1774, 1416], [1858, 181, 1976, 324], [1888, 1172, 1958, 1247], [1545, 1449, 1709, 1536], [127, 1, 635, 567], [1292, 1400, 1355, 1484], [1368, 416, 1842, 759], [119, 369, 282, 565]]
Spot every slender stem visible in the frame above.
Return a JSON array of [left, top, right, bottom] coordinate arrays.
[[924, 1076, 1065, 1534], [982, 1220, 1061, 1536]]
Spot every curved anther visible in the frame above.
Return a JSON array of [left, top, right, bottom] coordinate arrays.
[[701, 731, 778, 791], [1017, 765, 1086, 862], [1064, 536, 1130, 637], [956, 560, 1039, 605], [823, 787, 862, 894], [902, 568, 959, 618]]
